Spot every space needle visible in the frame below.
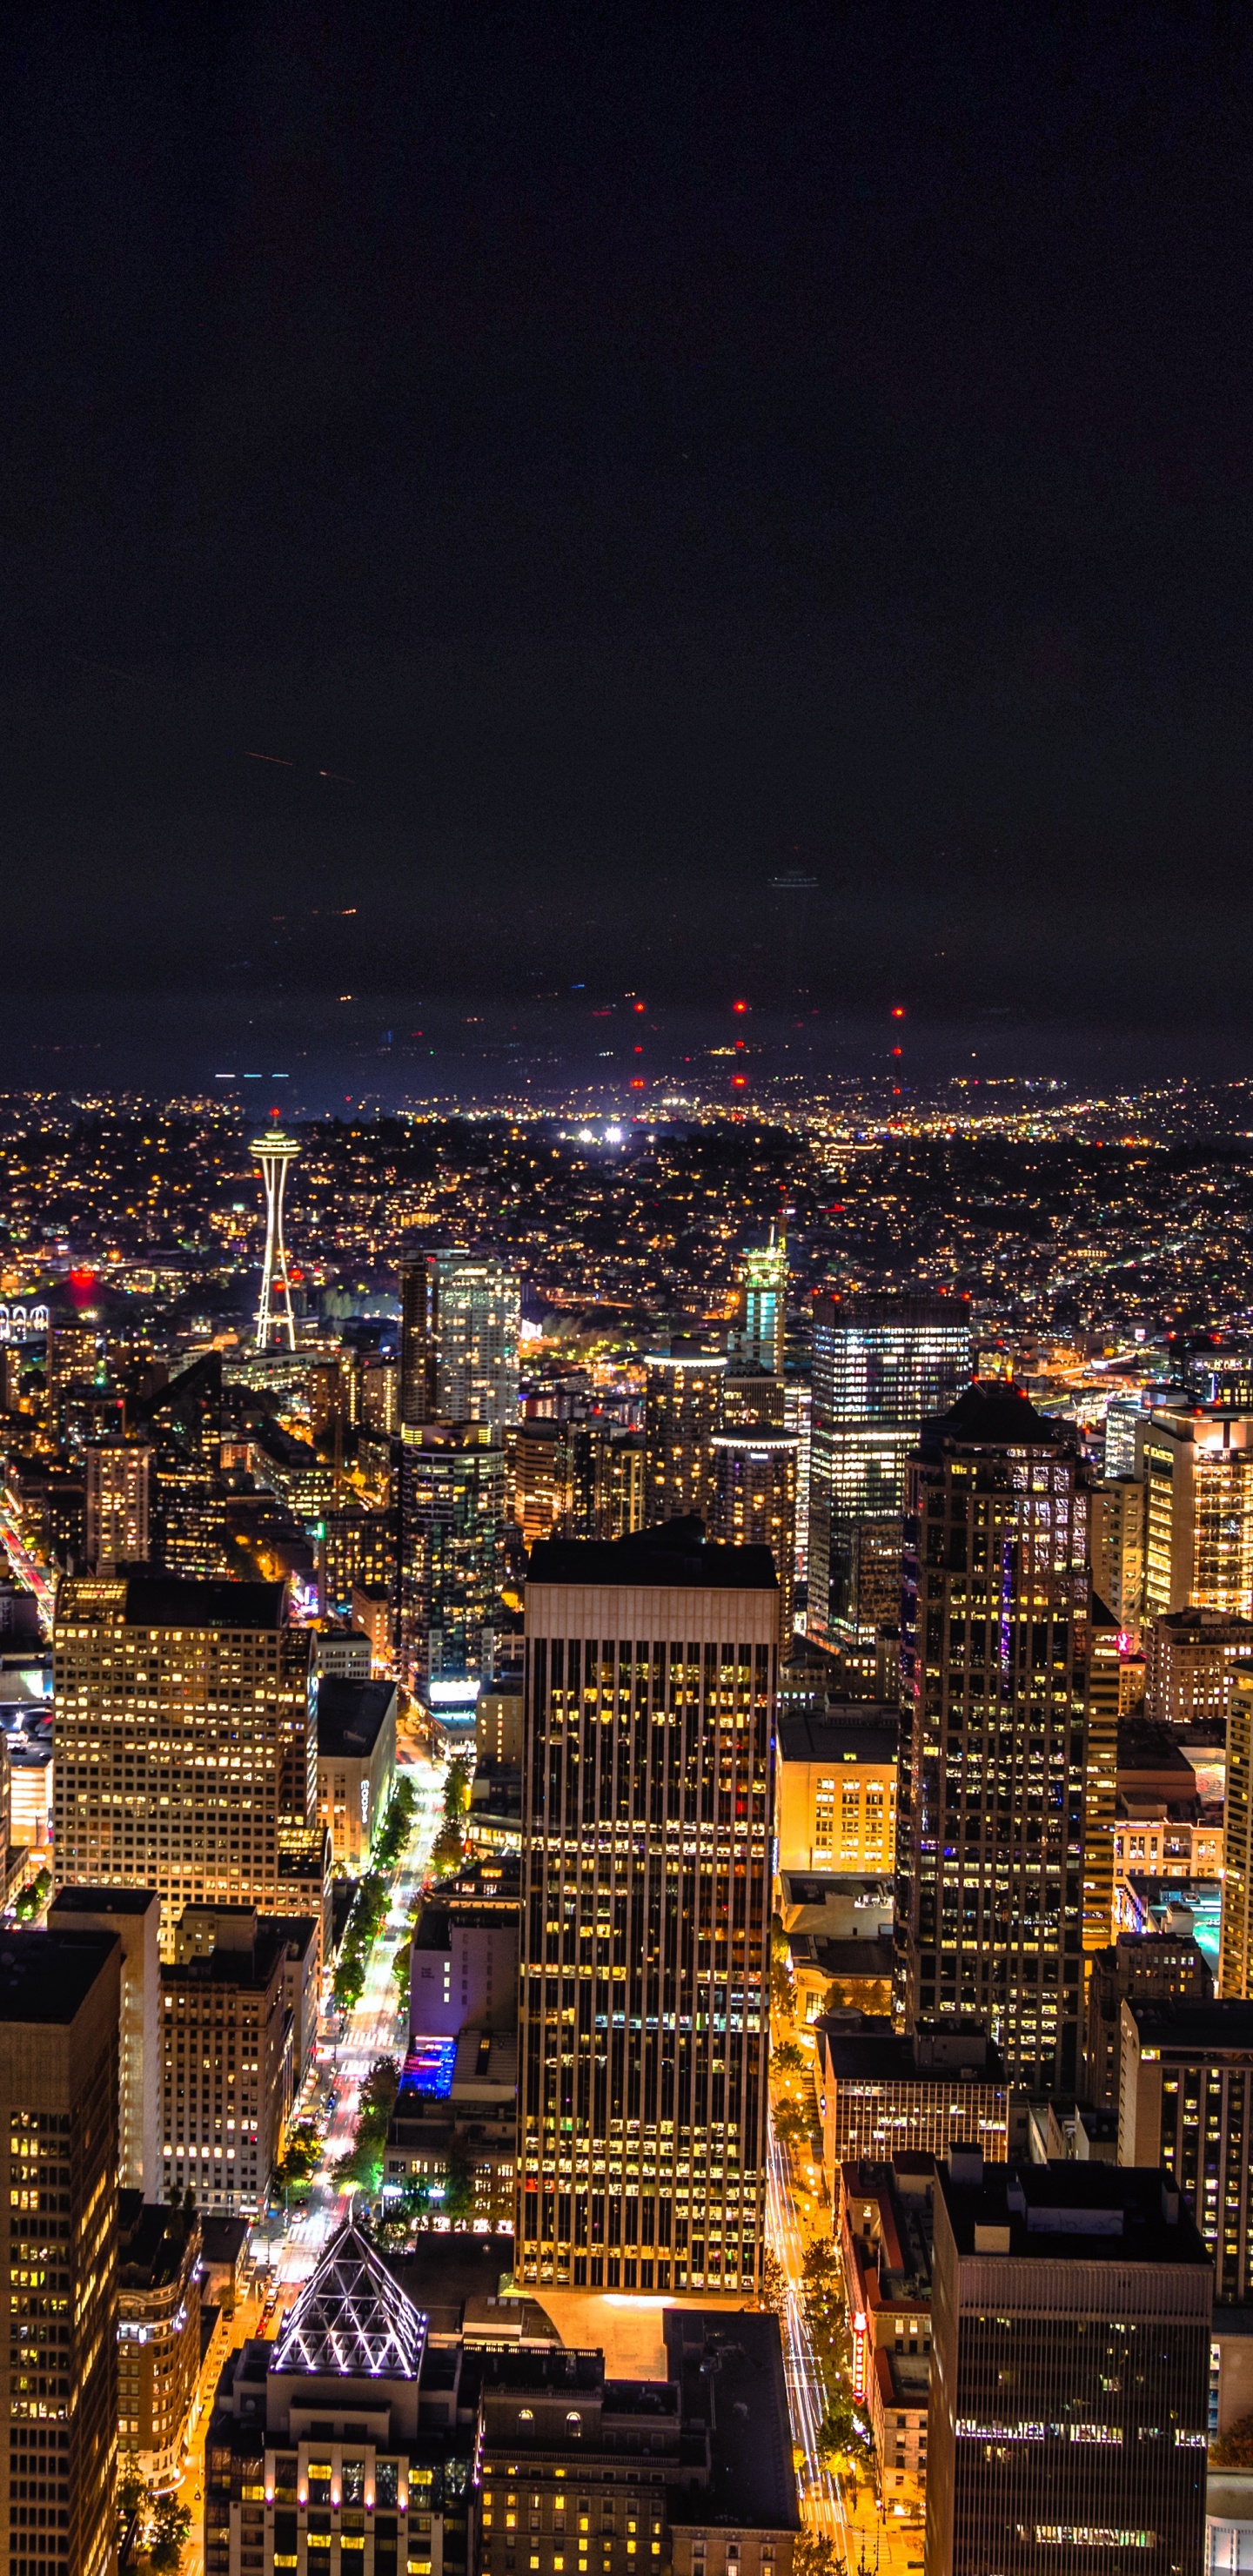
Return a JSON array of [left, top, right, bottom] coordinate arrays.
[[251, 1119, 301, 1351]]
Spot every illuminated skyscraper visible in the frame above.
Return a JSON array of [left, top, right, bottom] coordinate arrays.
[[644, 1345, 726, 1526], [736, 1221, 787, 1376], [808, 1291, 970, 1647], [399, 1247, 519, 1430], [710, 1427, 799, 1642], [0, 1929, 121, 2576], [517, 1521, 776, 2294], [84, 1438, 151, 1571], [52, 1575, 324, 1953], [1137, 1407, 1253, 1620], [895, 1385, 1092, 2090], [398, 1422, 506, 1690], [251, 1126, 301, 1352]]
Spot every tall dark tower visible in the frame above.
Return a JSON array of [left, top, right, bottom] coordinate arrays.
[[399, 1256, 435, 1428], [895, 1385, 1093, 2090]]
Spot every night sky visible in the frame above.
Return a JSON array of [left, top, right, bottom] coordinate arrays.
[[3, 5, 1253, 1086]]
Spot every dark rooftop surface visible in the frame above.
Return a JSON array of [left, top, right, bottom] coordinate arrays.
[[528, 1518, 777, 1592], [664, 2311, 800, 2532], [122, 1576, 287, 1631], [924, 1382, 1069, 1450], [0, 1928, 119, 2024], [200, 2213, 249, 2269], [49, 1883, 158, 1917], [317, 1675, 397, 1759], [1127, 1998, 1253, 2051], [118, 2191, 197, 2291], [779, 1709, 898, 1763], [392, 2230, 516, 2319], [819, 2021, 1008, 2083], [165, 1927, 288, 1989], [940, 2159, 1211, 2267]]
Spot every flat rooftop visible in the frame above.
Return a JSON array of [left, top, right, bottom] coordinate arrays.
[[939, 2159, 1210, 2268], [0, 1929, 119, 2023], [665, 2311, 800, 2532], [1127, 1998, 1253, 2053], [528, 1520, 777, 1591], [317, 1675, 396, 1758], [779, 1710, 898, 1762], [49, 1884, 159, 1919]]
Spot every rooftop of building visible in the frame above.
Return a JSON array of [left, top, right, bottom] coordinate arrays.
[[924, 1381, 1071, 1451], [272, 2219, 427, 2382], [527, 1518, 777, 1591], [1154, 1607, 1253, 1638], [48, 1883, 159, 1918], [819, 2016, 1008, 2084], [938, 2155, 1211, 2266], [163, 1923, 289, 1989], [778, 1707, 898, 1762], [200, 2213, 250, 2271], [316, 1675, 397, 1760], [0, 1927, 118, 2023], [663, 2311, 800, 2532], [59, 1573, 290, 1631], [117, 2192, 198, 2293], [1126, 1997, 1253, 2052]]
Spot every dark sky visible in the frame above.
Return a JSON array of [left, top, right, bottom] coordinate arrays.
[[4, 3, 1253, 1076]]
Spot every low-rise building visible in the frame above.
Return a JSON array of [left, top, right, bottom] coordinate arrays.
[[818, 2018, 1012, 2193], [409, 1898, 519, 2043], [1120, 1997, 1253, 2307], [781, 1876, 895, 2025], [117, 2192, 201, 2489], [1146, 1608, 1253, 1727], [317, 1675, 398, 1869], [385, 2029, 519, 2232]]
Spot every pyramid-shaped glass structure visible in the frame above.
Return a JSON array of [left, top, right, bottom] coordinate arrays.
[[272, 2221, 426, 2381]]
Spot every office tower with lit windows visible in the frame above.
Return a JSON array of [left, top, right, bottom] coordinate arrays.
[[84, 1439, 151, 1572], [1220, 1662, 1253, 1999], [644, 1345, 726, 1526], [1082, 1595, 1121, 1961], [397, 1422, 506, 1691], [1119, 1997, 1253, 2304], [709, 1426, 799, 1643], [399, 1247, 520, 1431], [44, 1321, 103, 1439], [135, 1352, 228, 1579], [0, 1929, 121, 2576], [47, 1884, 161, 2195], [926, 2155, 1210, 2576], [735, 1222, 787, 1376], [1145, 1605, 1253, 1727], [1089, 1475, 1146, 1636], [807, 1291, 969, 1648], [1138, 1407, 1253, 1620], [517, 1520, 777, 2294], [895, 1385, 1092, 2090], [52, 1574, 322, 1953]]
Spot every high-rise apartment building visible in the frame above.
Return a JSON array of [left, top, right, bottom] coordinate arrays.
[[84, 1439, 151, 1572], [399, 1248, 520, 1430], [47, 1885, 161, 2195], [1089, 1475, 1145, 1635], [735, 1223, 787, 1376], [1138, 1408, 1253, 1619], [926, 2155, 1210, 2576], [1120, 1998, 1253, 2304], [895, 1386, 1091, 2090], [136, 1352, 227, 1580], [1103, 1394, 1144, 1480], [709, 1427, 798, 1642], [644, 1347, 726, 1526], [397, 1423, 506, 1689], [0, 1929, 121, 2576], [807, 1291, 969, 1647], [1082, 1596, 1121, 1960], [518, 1521, 777, 2293], [52, 1574, 319, 1949], [160, 1907, 291, 2213]]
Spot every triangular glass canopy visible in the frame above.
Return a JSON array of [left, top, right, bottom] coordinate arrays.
[[272, 2221, 426, 2380]]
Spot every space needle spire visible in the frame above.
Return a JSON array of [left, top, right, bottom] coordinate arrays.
[[251, 1117, 301, 1351]]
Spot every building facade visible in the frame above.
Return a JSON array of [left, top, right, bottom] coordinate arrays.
[[1082, 1930, 1214, 2113], [316, 1677, 397, 1869], [818, 2021, 1011, 2185], [117, 2194, 201, 2489], [397, 1424, 506, 1691], [926, 2155, 1211, 2576], [894, 1385, 1092, 2090], [46, 1885, 161, 2196], [518, 1523, 776, 2293], [775, 1708, 897, 1877], [160, 1908, 291, 2215], [52, 1574, 319, 1949], [708, 1429, 798, 1643], [0, 1929, 121, 2576], [1138, 1410, 1253, 1620], [399, 1248, 520, 1431], [643, 1351, 726, 1528], [84, 1439, 151, 1572], [1120, 1998, 1253, 2304], [807, 1291, 969, 1649]]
